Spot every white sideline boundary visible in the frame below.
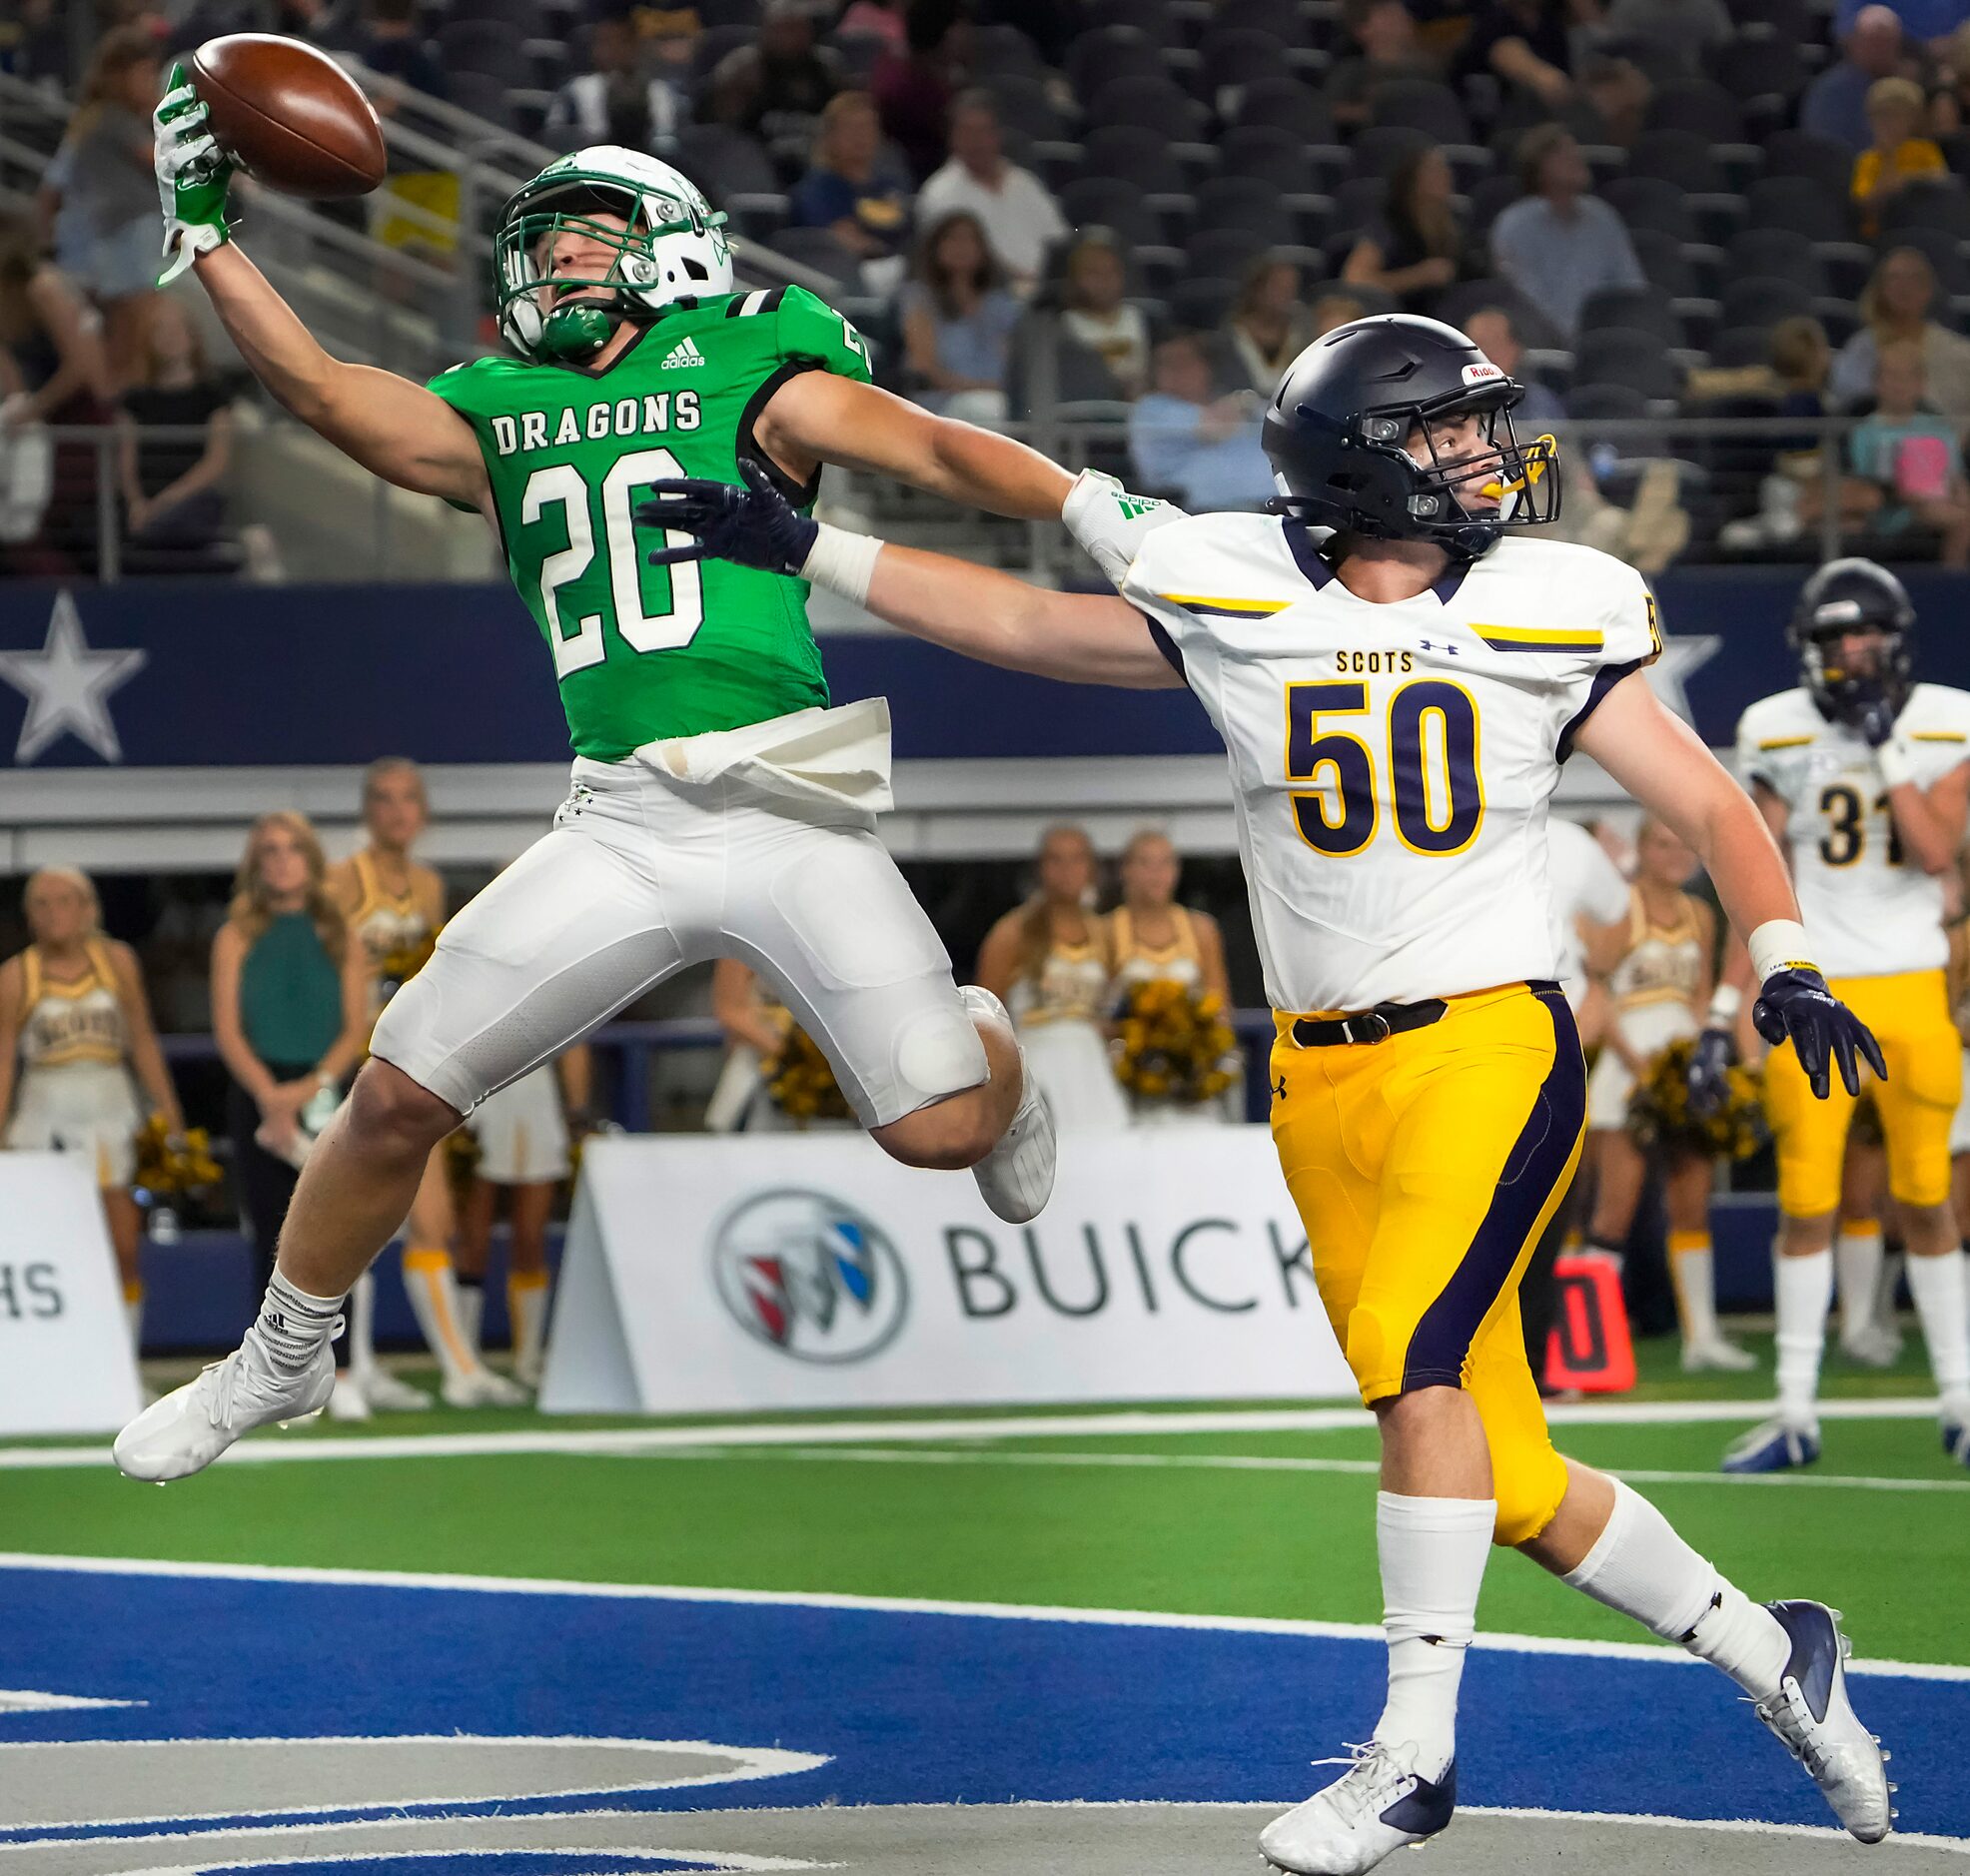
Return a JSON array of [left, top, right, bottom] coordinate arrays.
[[1, 1550, 1963, 1684], [0, 1394, 1945, 1470]]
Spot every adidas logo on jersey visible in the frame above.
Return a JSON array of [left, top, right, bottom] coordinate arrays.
[[661, 337, 706, 370]]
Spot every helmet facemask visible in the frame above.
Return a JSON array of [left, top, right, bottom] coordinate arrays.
[[496, 171, 731, 363], [1799, 619, 1911, 725]]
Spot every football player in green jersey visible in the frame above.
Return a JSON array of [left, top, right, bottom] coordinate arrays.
[[120, 108, 1143, 1479]]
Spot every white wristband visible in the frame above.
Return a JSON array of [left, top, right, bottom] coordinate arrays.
[[799, 522, 883, 607], [1748, 918, 1818, 985], [1875, 736, 1915, 790], [1705, 983, 1742, 1027]]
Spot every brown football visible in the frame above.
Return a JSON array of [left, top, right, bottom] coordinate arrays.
[[189, 34, 387, 200]]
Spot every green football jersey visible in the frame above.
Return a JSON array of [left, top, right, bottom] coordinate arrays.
[[430, 284, 873, 760]]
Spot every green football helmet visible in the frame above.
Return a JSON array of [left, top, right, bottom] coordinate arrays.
[[494, 146, 732, 363]]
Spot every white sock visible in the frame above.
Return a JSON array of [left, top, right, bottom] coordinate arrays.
[[1906, 1248, 1970, 1410], [1667, 1231, 1719, 1346], [1562, 1478, 1788, 1700], [347, 1272, 377, 1378], [122, 1281, 144, 1352], [255, 1272, 346, 1375], [1583, 1235, 1624, 1273], [1773, 1248, 1832, 1425], [457, 1277, 486, 1360], [401, 1246, 479, 1386], [1834, 1222, 1884, 1342], [1372, 1491, 1494, 1778], [508, 1270, 550, 1376]]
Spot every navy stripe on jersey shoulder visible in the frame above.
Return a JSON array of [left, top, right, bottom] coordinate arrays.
[[1283, 522, 1334, 588], [1184, 600, 1281, 619], [1556, 656, 1647, 763], [1140, 611, 1186, 679]]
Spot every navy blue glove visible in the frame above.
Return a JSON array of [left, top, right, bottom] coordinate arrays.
[[1752, 968, 1887, 1100], [638, 458, 818, 575], [1685, 1025, 1735, 1119], [1853, 695, 1898, 748]]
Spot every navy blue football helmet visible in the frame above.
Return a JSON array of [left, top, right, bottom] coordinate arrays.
[[1789, 557, 1915, 725], [1262, 314, 1559, 556]]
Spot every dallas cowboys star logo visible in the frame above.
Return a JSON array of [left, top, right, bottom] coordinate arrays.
[[0, 590, 147, 764], [1645, 633, 1719, 726]]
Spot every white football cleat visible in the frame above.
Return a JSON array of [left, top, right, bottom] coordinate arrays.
[[441, 1365, 529, 1408], [1260, 1742, 1457, 1875], [357, 1366, 432, 1412], [327, 1375, 373, 1421], [1681, 1335, 1756, 1373], [1755, 1600, 1893, 1843], [1840, 1323, 1904, 1369], [960, 985, 1056, 1224], [113, 1326, 336, 1482]]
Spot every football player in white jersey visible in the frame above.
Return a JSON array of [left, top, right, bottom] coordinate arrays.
[[644, 315, 1893, 1874], [1692, 561, 1970, 1472]]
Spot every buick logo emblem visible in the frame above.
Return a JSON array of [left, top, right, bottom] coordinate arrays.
[[709, 1188, 908, 1364]]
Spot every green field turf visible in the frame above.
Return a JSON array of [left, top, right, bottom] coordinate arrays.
[[6, 1330, 1963, 1671]]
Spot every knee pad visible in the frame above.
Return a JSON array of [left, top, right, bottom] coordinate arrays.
[[1490, 1444, 1569, 1547]]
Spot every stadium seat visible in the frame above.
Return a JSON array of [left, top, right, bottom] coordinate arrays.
[[1718, 275, 1817, 335], [1725, 230, 1828, 299], [1184, 225, 1273, 284], [769, 227, 859, 294], [436, 19, 530, 85], [1603, 176, 1699, 246], [447, 70, 517, 132], [1577, 286, 1683, 348], [1706, 326, 1781, 369], [1195, 175, 1302, 250], [1709, 37, 1812, 131], [1347, 125, 1436, 183], [1884, 224, 1970, 301], [969, 23, 1050, 81], [1761, 129, 1857, 196], [1626, 129, 1740, 202], [676, 125, 786, 234], [1058, 176, 1180, 255], [1199, 28, 1294, 107], [1573, 328, 1685, 405], [1325, 176, 1388, 247], [690, 24, 756, 86], [1732, 0, 1819, 40], [1066, 27, 1170, 98], [1643, 82, 1745, 146], [1167, 275, 1241, 331], [1220, 124, 1338, 195], [1744, 176, 1859, 246], [1565, 382, 1652, 423], [1465, 172, 1522, 240], [1437, 278, 1562, 351], [986, 74, 1076, 147], [1212, 0, 1313, 51], [1233, 78, 1337, 145], [1881, 181, 1970, 241], [1078, 124, 1193, 200], [1086, 76, 1210, 142], [1083, 0, 1180, 46], [1628, 228, 1699, 301], [1367, 79, 1473, 146]]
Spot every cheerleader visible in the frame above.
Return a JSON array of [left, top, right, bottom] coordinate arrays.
[[1108, 829, 1235, 1125], [455, 1044, 590, 1387], [0, 867, 182, 1349], [1581, 817, 1751, 1373], [328, 758, 524, 1409], [977, 824, 1129, 1133]]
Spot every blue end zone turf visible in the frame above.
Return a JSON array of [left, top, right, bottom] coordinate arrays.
[[5, 1565, 1961, 1843]]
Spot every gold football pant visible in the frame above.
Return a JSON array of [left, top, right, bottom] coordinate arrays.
[[1764, 968, 1958, 1218], [1271, 981, 1585, 1547]]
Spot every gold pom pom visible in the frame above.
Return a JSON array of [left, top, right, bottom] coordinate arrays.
[[1626, 1036, 1768, 1162], [1113, 980, 1241, 1107]]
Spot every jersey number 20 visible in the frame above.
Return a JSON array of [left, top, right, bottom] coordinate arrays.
[[522, 448, 704, 678], [1287, 679, 1483, 858]]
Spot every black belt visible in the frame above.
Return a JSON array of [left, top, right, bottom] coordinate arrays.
[[1291, 1000, 1448, 1048]]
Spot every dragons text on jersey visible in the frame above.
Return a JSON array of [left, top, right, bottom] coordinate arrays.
[[430, 283, 872, 760]]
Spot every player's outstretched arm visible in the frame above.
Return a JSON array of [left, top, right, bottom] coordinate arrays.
[[1574, 672, 1885, 1100], [638, 464, 1184, 689], [154, 71, 488, 509]]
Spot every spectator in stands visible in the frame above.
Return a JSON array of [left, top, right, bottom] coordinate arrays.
[[1128, 333, 1275, 510], [54, 27, 160, 387], [1597, 0, 1732, 63], [914, 91, 1066, 295], [872, 0, 964, 183], [839, 0, 908, 55], [1570, 53, 1652, 149], [790, 92, 913, 272], [1059, 231, 1151, 398], [1326, 1, 1440, 132], [1805, 5, 1912, 153], [1489, 125, 1644, 341], [0, 0, 71, 90], [0, 221, 113, 576], [1848, 337, 1970, 563], [709, 0, 842, 156], [1457, 0, 1587, 113], [543, 16, 683, 155], [900, 212, 1021, 422], [1311, 290, 1370, 337], [117, 296, 234, 564], [1837, 0, 1970, 46], [1226, 254, 1315, 396], [1465, 306, 1565, 429], [1342, 144, 1471, 318], [1929, 20, 1970, 133], [1853, 77, 1948, 236], [1832, 246, 1970, 432], [210, 811, 367, 1327], [355, 0, 446, 113]]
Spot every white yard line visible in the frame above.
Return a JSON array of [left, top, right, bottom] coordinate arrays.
[[0, 1395, 1945, 1470], [0, 1550, 1960, 1683]]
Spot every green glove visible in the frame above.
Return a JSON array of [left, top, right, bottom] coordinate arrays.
[[154, 62, 236, 287]]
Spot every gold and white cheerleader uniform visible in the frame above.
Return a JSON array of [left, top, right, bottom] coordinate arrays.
[[1111, 904, 1235, 1126], [5, 941, 143, 1186], [1949, 915, 1970, 1158], [1009, 923, 1130, 1133], [1584, 887, 1704, 1132]]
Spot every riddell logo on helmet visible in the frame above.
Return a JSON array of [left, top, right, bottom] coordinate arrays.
[[1462, 362, 1503, 384]]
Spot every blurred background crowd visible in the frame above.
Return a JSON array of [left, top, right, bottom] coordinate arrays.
[[12, 0, 1970, 576]]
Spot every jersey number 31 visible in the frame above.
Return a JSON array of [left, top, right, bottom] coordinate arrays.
[[1286, 679, 1483, 858]]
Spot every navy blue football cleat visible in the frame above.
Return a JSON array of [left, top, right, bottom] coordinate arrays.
[[1722, 1415, 1821, 1474], [1755, 1600, 1894, 1842]]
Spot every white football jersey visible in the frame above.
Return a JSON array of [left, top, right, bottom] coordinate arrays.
[[1548, 817, 1632, 1012], [1124, 516, 1661, 1013], [1735, 681, 1970, 979]]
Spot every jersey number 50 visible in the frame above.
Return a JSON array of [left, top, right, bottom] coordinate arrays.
[[1286, 679, 1483, 858], [523, 448, 704, 678]]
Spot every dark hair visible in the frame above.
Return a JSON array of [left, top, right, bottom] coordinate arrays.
[[369, 0, 419, 24], [914, 211, 1001, 318], [949, 86, 999, 126], [1515, 121, 1573, 195], [1231, 249, 1299, 323], [1386, 141, 1459, 259]]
